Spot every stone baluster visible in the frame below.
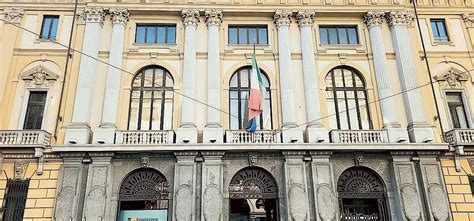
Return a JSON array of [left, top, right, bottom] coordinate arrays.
[[274, 10, 303, 143], [176, 10, 200, 144], [386, 11, 434, 143], [65, 8, 106, 144], [364, 11, 408, 143], [93, 8, 129, 144], [296, 10, 329, 143], [203, 10, 224, 143]]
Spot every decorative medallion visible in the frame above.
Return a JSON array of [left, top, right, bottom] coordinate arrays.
[[229, 167, 278, 199], [248, 153, 257, 166], [140, 153, 149, 167], [205, 10, 223, 27], [14, 161, 28, 179], [354, 153, 364, 167], [364, 11, 385, 28], [434, 68, 470, 88], [337, 167, 384, 198], [119, 168, 169, 201]]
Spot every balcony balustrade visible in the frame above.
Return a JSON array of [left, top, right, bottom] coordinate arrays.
[[225, 130, 281, 144], [115, 130, 174, 145], [330, 130, 388, 144], [445, 129, 474, 146], [0, 130, 51, 146]]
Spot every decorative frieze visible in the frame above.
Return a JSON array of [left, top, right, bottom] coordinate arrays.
[[4, 7, 24, 24], [364, 11, 385, 28], [434, 68, 470, 88], [182, 9, 200, 26], [274, 10, 292, 27], [109, 8, 129, 25], [77, 7, 106, 25], [21, 65, 59, 87], [462, 13, 473, 27], [205, 10, 223, 27], [296, 10, 315, 27], [385, 11, 414, 29]]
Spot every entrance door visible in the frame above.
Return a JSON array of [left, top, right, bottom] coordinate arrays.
[[229, 167, 279, 221]]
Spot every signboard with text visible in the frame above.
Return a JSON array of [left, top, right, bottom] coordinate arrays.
[[119, 210, 168, 221]]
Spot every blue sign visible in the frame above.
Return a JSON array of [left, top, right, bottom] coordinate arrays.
[[119, 210, 168, 221]]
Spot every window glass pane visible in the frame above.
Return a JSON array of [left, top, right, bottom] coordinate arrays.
[[456, 106, 468, 128], [230, 91, 238, 99], [338, 28, 348, 44], [157, 27, 166, 43], [337, 91, 348, 129], [328, 28, 338, 44], [240, 70, 249, 88], [136, 26, 146, 43], [167, 26, 176, 43], [431, 21, 440, 37], [320, 27, 328, 45], [249, 28, 257, 44], [230, 99, 239, 129], [143, 69, 154, 87], [327, 96, 337, 129], [347, 96, 358, 129], [141, 98, 151, 130], [163, 95, 173, 130], [50, 17, 59, 39], [343, 69, 353, 87], [437, 22, 447, 37], [129, 94, 140, 130], [446, 92, 462, 102], [154, 69, 164, 87], [359, 100, 370, 129], [333, 70, 344, 87], [263, 100, 271, 129], [229, 28, 238, 44], [23, 92, 47, 130], [165, 74, 173, 87], [146, 27, 156, 43], [348, 28, 358, 44], [261, 73, 269, 87], [239, 28, 248, 44], [258, 28, 267, 44], [41, 18, 52, 38], [152, 97, 163, 129], [230, 74, 238, 87]]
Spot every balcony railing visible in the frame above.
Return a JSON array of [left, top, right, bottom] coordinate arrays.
[[115, 130, 174, 145], [330, 130, 388, 144], [225, 130, 281, 144], [0, 130, 51, 146], [445, 129, 474, 146]]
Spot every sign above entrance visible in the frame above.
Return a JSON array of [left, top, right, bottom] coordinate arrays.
[[119, 210, 167, 221]]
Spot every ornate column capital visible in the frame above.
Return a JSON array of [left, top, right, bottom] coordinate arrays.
[[109, 8, 129, 25], [4, 7, 24, 24], [296, 10, 315, 27], [182, 9, 200, 27], [274, 10, 292, 28], [205, 10, 223, 27], [462, 13, 473, 27], [364, 11, 385, 28], [385, 11, 414, 29], [77, 7, 106, 25]]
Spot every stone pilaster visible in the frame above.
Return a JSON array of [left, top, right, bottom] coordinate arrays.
[[173, 151, 198, 221], [65, 7, 106, 144], [274, 10, 303, 143], [283, 151, 310, 221], [386, 11, 434, 143], [82, 154, 113, 221], [309, 151, 337, 221], [176, 10, 200, 144], [296, 11, 329, 143], [54, 154, 88, 221], [201, 151, 225, 221], [93, 8, 129, 144], [415, 152, 451, 221], [203, 10, 224, 143], [364, 11, 408, 143], [389, 152, 425, 221]]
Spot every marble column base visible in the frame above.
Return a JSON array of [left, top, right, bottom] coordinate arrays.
[[407, 123, 435, 143], [92, 126, 116, 144], [176, 126, 198, 144], [64, 124, 92, 144], [203, 127, 224, 143], [386, 127, 409, 143], [282, 128, 304, 143], [306, 127, 329, 143]]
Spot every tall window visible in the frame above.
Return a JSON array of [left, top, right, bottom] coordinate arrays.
[[446, 92, 469, 129], [229, 67, 272, 130], [24, 91, 47, 130], [319, 26, 359, 45], [135, 24, 176, 44], [128, 66, 174, 130], [326, 66, 371, 130], [431, 19, 449, 42], [228, 26, 268, 45], [40, 15, 59, 40], [2, 179, 29, 221]]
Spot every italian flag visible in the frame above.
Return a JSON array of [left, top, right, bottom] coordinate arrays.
[[245, 54, 265, 132]]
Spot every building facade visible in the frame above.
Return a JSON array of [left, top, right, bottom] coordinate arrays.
[[0, 0, 473, 220]]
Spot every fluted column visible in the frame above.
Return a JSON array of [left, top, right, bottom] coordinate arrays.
[[93, 9, 129, 144], [203, 10, 224, 143], [65, 8, 106, 144], [176, 10, 200, 143], [386, 11, 434, 143], [364, 11, 408, 143], [274, 11, 303, 143], [296, 11, 329, 143]]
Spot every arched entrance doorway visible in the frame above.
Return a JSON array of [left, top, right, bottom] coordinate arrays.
[[229, 167, 279, 221], [117, 168, 170, 221], [337, 167, 389, 221]]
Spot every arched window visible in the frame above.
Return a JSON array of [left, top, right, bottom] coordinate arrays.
[[128, 66, 174, 130], [325, 66, 372, 130], [229, 67, 272, 130]]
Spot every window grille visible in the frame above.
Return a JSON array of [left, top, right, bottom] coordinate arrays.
[[23, 91, 47, 130], [2, 179, 30, 221], [40, 15, 59, 40]]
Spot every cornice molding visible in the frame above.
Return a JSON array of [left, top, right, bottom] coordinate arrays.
[[205, 10, 223, 27], [182, 9, 200, 27], [274, 10, 292, 28], [296, 10, 315, 27], [109, 8, 129, 25], [364, 11, 385, 28]]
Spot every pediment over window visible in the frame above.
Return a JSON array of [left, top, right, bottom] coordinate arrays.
[[434, 68, 471, 88], [20, 65, 59, 87]]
